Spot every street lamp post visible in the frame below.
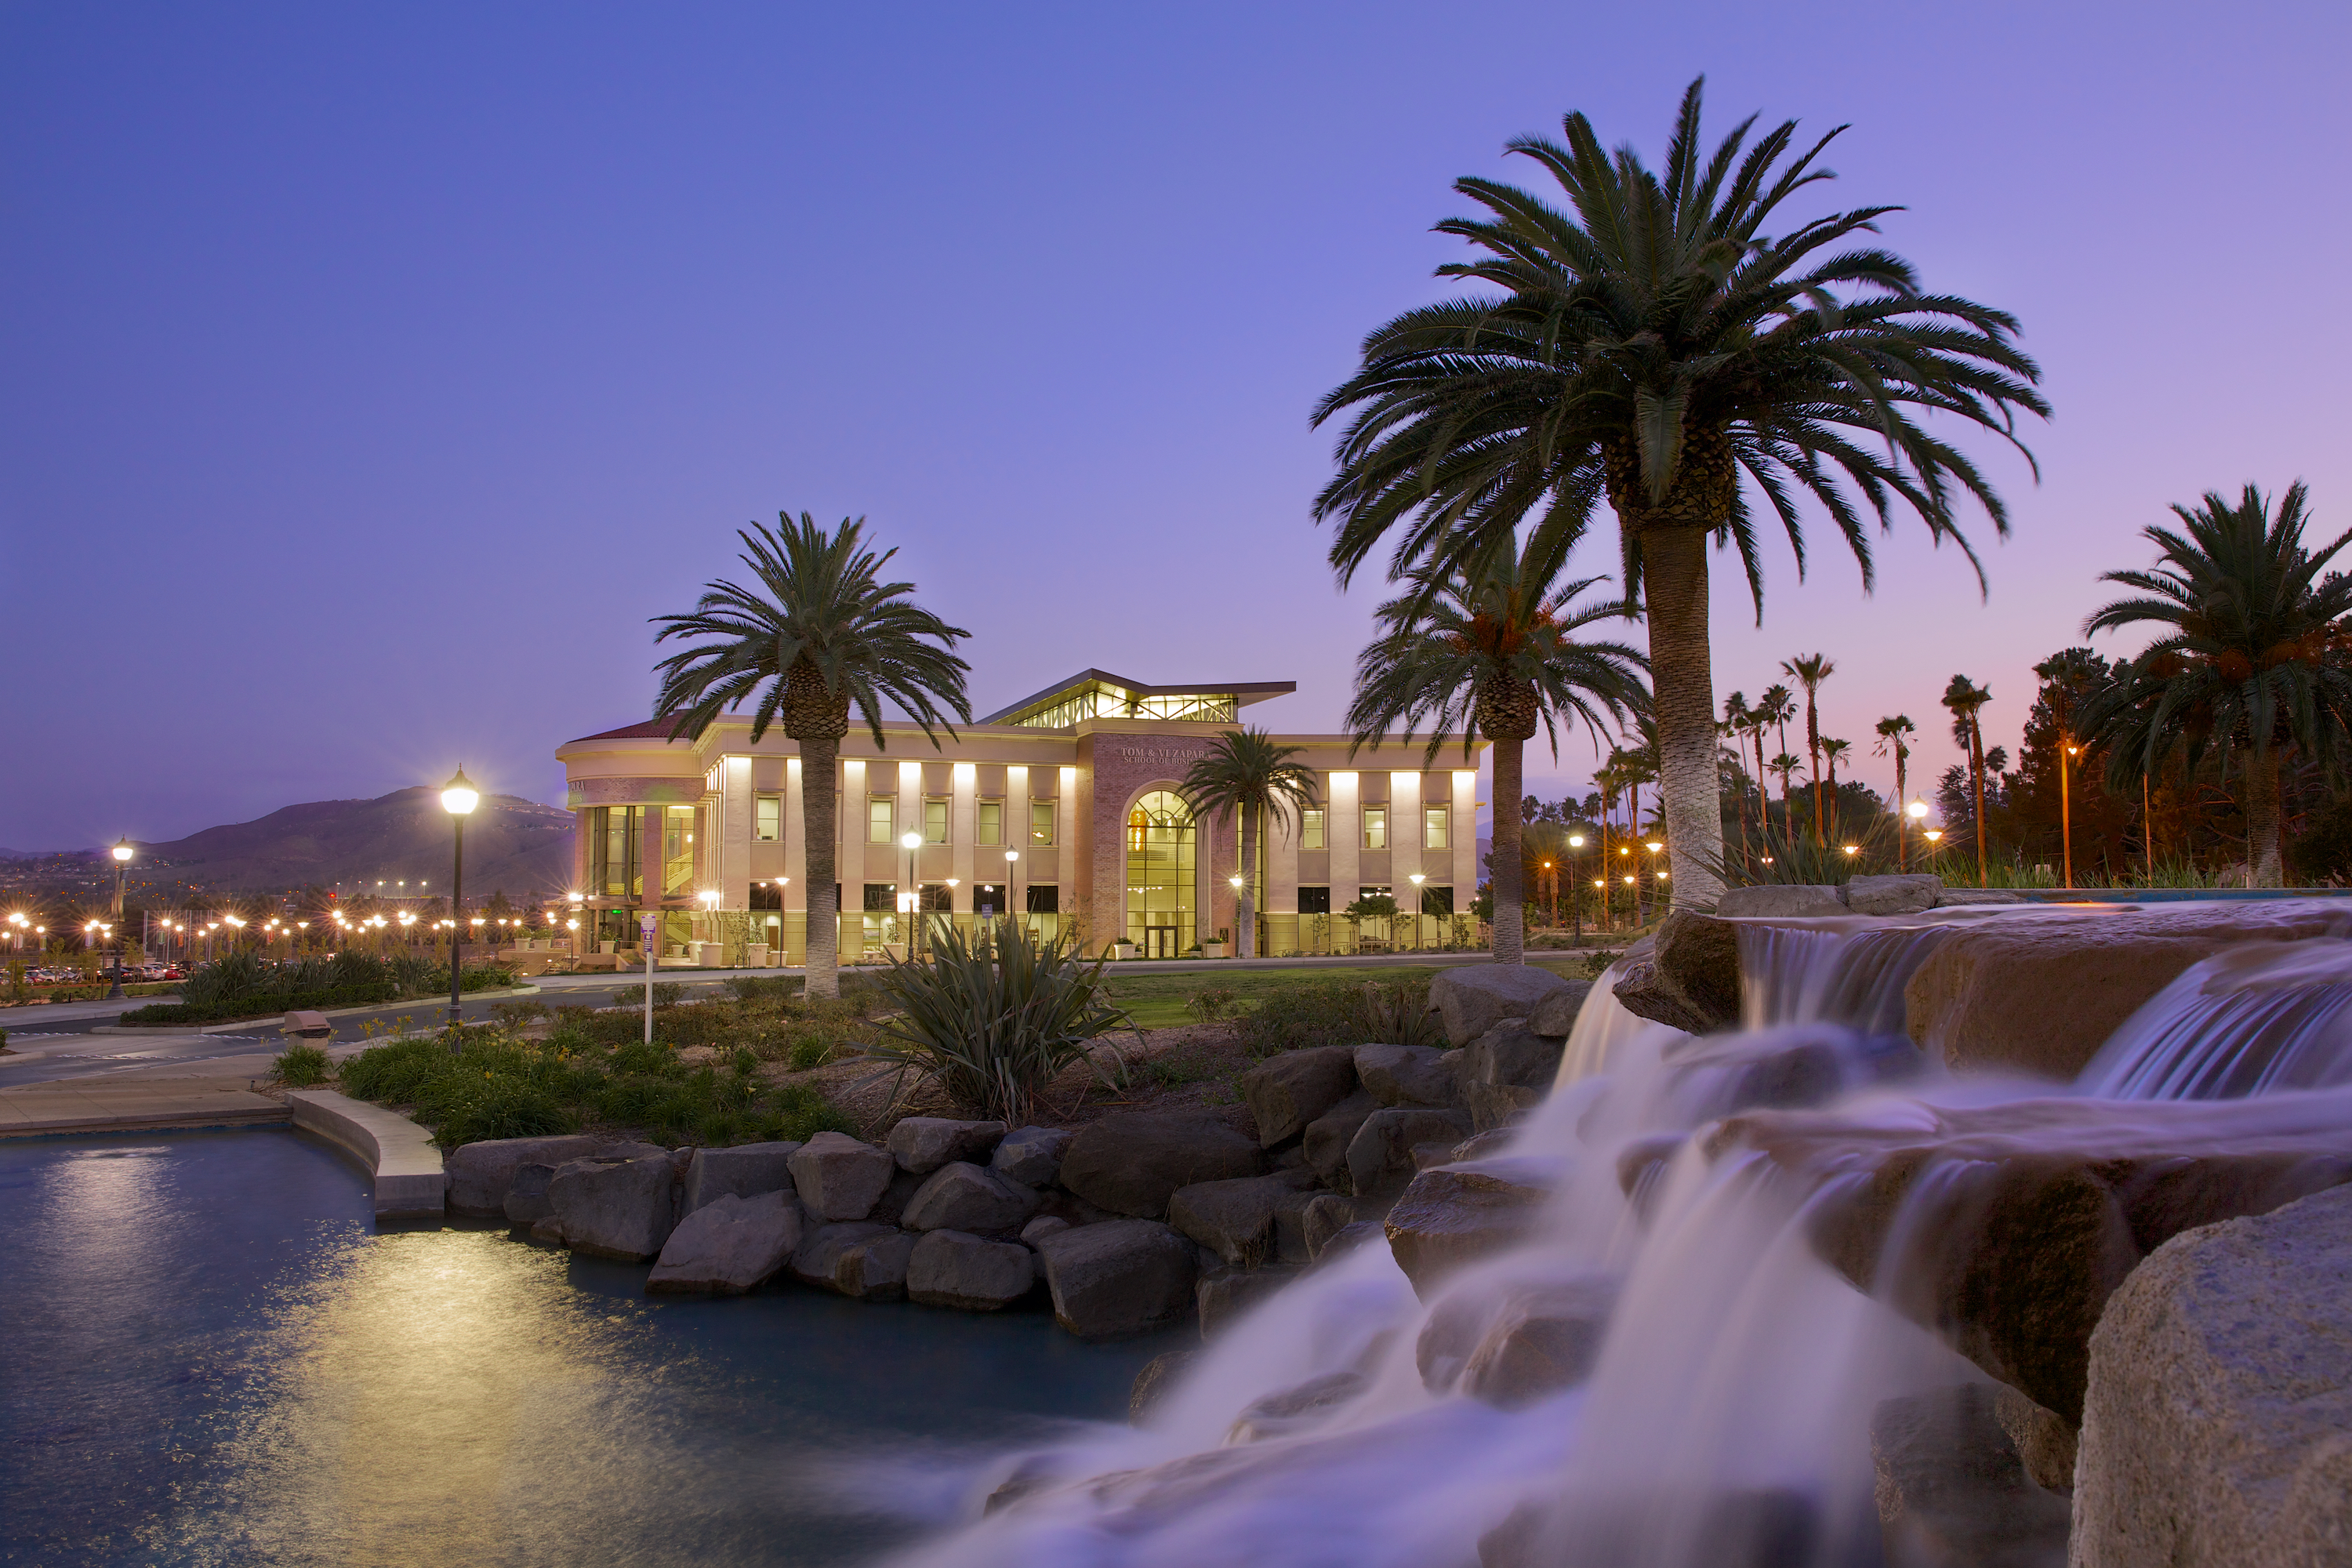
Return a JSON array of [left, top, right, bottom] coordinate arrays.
[[439, 768, 478, 1044], [107, 839, 133, 999], [2061, 743, 2079, 890], [900, 830, 924, 958], [1408, 872, 1427, 951], [1905, 799, 1929, 868], [1003, 849, 1021, 937], [1566, 833, 1586, 944]]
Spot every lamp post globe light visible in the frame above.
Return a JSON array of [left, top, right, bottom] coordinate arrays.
[[898, 829, 924, 956], [107, 838, 133, 999], [1566, 833, 1587, 944], [439, 768, 478, 1043]]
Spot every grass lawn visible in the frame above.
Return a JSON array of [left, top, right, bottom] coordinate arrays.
[[1101, 958, 1589, 1029]]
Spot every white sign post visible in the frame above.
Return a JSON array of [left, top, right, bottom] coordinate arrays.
[[639, 913, 659, 1045]]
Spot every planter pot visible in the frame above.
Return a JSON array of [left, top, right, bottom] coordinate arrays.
[[1112, 943, 1138, 961], [1202, 942, 1227, 959]]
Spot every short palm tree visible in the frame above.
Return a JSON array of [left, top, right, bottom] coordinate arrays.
[[650, 514, 972, 999], [1820, 735, 1852, 808], [1313, 78, 2045, 910], [1345, 537, 1646, 964], [1873, 714, 1918, 864], [1752, 684, 1795, 829], [1782, 654, 1836, 840], [2081, 482, 2352, 886], [1942, 675, 1994, 885], [1178, 728, 1319, 960], [1722, 691, 1755, 864]]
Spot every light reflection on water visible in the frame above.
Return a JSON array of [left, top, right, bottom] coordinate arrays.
[[0, 1131, 1175, 1566]]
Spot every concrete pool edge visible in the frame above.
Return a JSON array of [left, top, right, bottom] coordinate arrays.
[[286, 1089, 445, 1219]]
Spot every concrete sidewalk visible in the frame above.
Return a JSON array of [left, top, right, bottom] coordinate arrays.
[[0, 1061, 292, 1136]]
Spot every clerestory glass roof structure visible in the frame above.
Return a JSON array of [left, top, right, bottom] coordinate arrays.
[[981, 670, 1296, 730]]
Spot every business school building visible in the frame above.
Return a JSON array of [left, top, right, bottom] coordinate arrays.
[[555, 669, 1487, 962]]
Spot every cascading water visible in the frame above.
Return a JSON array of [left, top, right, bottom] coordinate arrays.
[[877, 903, 2352, 1568]]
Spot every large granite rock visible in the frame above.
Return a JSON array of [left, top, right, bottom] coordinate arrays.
[[1057, 1113, 1261, 1219], [1523, 980, 1593, 1039], [1166, 1170, 1319, 1266], [1715, 884, 1849, 917], [1870, 1385, 2070, 1568], [646, 1191, 802, 1294], [1235, 1046, 1360, 1145], [906, 1229, 1034, 1310], [1417, 1276, 1619, 1407], [1711, 1091, 2352, 1424], [1904, 902, 2351, 1079], [1127, 1348, 1199, 1422], [547, 1150, 678, 1261], [1384, 1164, 1552, 1298], [503, 1162, 560, 1225], [1196, 1268, 1298, 1339], [901, 1161, 1040, 1233], [1346, 1107, 1473, 1200], [1302, 1090, 1380, 1183], [1461, 1020, 1566, 1092], [1610, 911, 1740, 1034], [1036, 1218, 1198, 1338], [2073, 1183, 2352, 1568], [791, 1221, 915, 1300], [1844, 873, 1943, 916], [446, 1134, 612, 1217], [1352, 1044, 1458, 1109], [1427, 964, 1573, 1049], [990, 1125, 1074, 1187], [681, 1141, 801, 1215], [788, 1131, 897, 1221], [887, 1117, 1007, 1174], [1935, 887, 2028, 907]]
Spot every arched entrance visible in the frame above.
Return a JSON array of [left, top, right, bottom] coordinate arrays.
[[1123, 790, 1195, 958]]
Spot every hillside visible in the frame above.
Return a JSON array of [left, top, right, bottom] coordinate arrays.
[[122, 788, 575, 896]]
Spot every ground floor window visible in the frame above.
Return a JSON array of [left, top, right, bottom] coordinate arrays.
[[749, 881, 782, 912], [1025, 885, 1058, 913], [1418, 884, 1454, 916], [1297, 884, 1330, 914], [1124, 790, 1194, 956]]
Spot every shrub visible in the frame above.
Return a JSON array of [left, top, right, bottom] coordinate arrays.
[[858, 920, 1138, 1122], [488, 999, 551, 1027], [274, 1043, 332, 1087], [1234, 976, 1437, 1058], [648, 981, 687, 1008], [1187, 987, 1238, 1024], [119, 984, 398, 1025], [722, 975, 801, 1003]]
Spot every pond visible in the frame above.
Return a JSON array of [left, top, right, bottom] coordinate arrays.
[[0, 1130, 1178, 1566]]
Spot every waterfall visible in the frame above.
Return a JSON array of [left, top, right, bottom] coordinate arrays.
[[2080, 936, 2352, 1099], [1737, 920, 1954, 1035]]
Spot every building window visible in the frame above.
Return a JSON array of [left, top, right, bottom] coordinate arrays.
[[862, 884, 898, 913], [924, 798, 949, 844], [1359, 884, 1392, 901], [1424, 806, 1448, 851], [1297, 884, 1330, 915], [920, 883, 953, 913], [868, 797, 895, 844], [749, 881, 783, 912], [1031, 801, 1056, 845], [977, 799, 1003, 846], [1025, 885, 1059, 914], [1362, 808, 1388, 851], [1419, 884, 1454, 916], [755, 795, 782, 842], [1301, 808, 1325, 851]]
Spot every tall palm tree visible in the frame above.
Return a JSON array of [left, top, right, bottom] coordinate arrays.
[[1820, 736, 1852, 834], [2081, 482, 2352, 886], [1782, 654, 1836, 840], [1346, 539, 1646, 965], [1942, 675, 1993, 885], [1722, 691, 1755, 866], [650, 514, 971, 999], [1178, 728, 1319, 960], [1313, 78, 2046, 912], [1874, 714, 1918, 865], [1754, 684, 1797, 828]]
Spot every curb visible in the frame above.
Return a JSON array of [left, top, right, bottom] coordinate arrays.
[[285, 1089, 445, 1218]]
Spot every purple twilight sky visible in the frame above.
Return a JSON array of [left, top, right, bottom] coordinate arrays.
[[5, 2, 2349, 850]]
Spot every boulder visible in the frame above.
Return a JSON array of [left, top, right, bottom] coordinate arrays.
[[1036, 1218, 1198, 1338], [1127, 1348, 1199, 1421], [528, 1214, 566, 1245], [1315, 1220, 1385, 1266], [788, 1131, 897, 1221], [547, 1151, 678, 1261], [1196, 1268, 1297, 1338], [681, 1141, 802, 1215], [445, 1134, 612, 1217], [1904, 902, 2351, 1079], [1269, 1185, 1322, 1265], [2073, 1183, 2352, 1568], [1057, 1113, 1261, 1219], [1235, 1045, 1360, 1146], [791, 1221, 914, 1300], [1460, 1277, 1621, 1408], [1352, 1044, 1458, 1109], [1994, 1386, 2078, 1494], [1870, 1385, 2070, 1568], [990, 1125, 1074, 1187], [906, 1229, 1035, 1310], [1347, 1108, 1473, 1200], [1301, 1192, 1362, 1260], [1844, 873, 1943, 917], [1384, 1165, 1552, 1298], [1715, 884, 1849, 918], [1302, 1091, 1380, 1183], [1523, 980, 1593, 1039], [503, 1161, 559, 1225], [902, 1161, 1040, 1233], [1427, 964, 1573, 1048], [1019, 1214, 1070, 1247], [1461, 1020, 1566, 1091], [1660, 1025, 1924, 1118], [646, 1191, 803, 1294], [1467, 1083, 1542, 1134], [1610, 911, 1740, 1034], [1935, 887, 2028, 906], [1225, 1370, 1367, 1443], [1167, 1170, 1319, 1266], [887, 1116, 1007, 1174], [866, 1167, 924, 1228]]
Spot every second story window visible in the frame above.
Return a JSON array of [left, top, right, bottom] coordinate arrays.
[[977, 799, 1003, 845], [1301, 808, 1325, 851], [1424, 806, 1448, 851], [868, 797, 895, 844], [924, 798, 949, 844], [755, 795, 781, 842], [1030, 801, 1056, 846], [1362, 807, 1388, 851]]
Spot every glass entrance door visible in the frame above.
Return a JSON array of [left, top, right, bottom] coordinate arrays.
[[1123, 790, 1195, 955]]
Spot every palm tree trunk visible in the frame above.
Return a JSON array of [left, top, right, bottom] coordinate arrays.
[[2248, 749, 2284, 887], [799, 731, 841, 999], [1642, 525, 1725, 909], [1490, 738, 1526, 964], [1237, 804, 1259, 959], [1806, 699, 1824, 844], [1969, 720, 1988, 887], [1895, 751, 1908, 869], [1751, 728, 1769, 844]]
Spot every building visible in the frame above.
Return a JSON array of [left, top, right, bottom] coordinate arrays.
[[554, 668, 1489, 962]]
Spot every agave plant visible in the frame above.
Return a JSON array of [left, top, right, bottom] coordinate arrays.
[[858, 920, 1138, 1123]]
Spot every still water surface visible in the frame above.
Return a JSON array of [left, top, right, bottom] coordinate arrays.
[[1, 1130, 1172, 1566]]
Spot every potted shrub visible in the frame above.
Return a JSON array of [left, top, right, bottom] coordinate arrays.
[[1112, 939, 1138, 961], [1202, 925, 1230, 960]]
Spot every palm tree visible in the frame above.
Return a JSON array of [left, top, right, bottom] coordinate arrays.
[[2082, 482, 2352, 886], [1346, 538, 1646, 964], [651, 514, 972, 1000], [1782, 654, 1836, 840], [1178, 728, 1319, 960], [1755, 684, 1797, 828], [1768, 752, 1806, 842], [1874, 714, 1918, 865], [1942, 675, 1993, 885], [1820, 736, 1852, 836], [1722, 691, 1755, 866], [1312, 78, 2046, 911]]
